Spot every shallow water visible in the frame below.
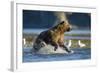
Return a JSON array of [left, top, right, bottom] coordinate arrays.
[[23, 29, 90, 34], [23, 48, 91, 63], [23, 29, 91, 62]]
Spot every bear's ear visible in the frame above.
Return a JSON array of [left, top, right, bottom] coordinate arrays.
[[60, 21, 65, 24]]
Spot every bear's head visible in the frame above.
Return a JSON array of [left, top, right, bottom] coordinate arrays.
[[54, 21, 72, 33]]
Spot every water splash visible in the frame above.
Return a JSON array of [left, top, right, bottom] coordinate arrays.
[[54, 12, 69, 25]]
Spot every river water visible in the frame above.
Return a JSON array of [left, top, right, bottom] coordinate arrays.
[[23, 48, 91, 62], [23, 29, 91, 63]]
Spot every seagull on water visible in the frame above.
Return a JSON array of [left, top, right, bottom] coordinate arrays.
[[78, 40, 86, 48], [66, 40, 74, 54], [23, 38, 26, 46], [67, 40, 72, 48]]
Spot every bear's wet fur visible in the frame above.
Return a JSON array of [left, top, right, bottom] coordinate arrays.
[[33, 21, 72, 53]]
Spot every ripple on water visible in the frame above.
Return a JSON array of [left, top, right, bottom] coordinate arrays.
[[23, 48, 91, 62]]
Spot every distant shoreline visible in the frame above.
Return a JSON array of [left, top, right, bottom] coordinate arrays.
[[23, 29, 91, 35]]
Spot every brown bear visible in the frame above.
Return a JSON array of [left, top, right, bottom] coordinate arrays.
[[32, 21, 72, 53]]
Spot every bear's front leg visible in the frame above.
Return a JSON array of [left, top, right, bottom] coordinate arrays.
[[51, 41, 59, 51], [61, 45, 72, 53], [59, 42, 72, 53]]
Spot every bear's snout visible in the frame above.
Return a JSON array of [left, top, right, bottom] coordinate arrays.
[[66, 25, 72, 32]]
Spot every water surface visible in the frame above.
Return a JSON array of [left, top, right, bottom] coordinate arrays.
[[23, 48, 91, 62]]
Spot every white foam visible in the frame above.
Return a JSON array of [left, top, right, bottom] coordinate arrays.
[[36, 45, 68, 54]]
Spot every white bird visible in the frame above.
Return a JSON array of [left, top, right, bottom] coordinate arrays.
[[67, 40, 72, 48], [66, 40, 74, 54], [23, 38, 26, 46], [78, 40, 86, 48]]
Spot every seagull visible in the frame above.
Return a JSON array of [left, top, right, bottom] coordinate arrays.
[[67, 40, 72, 48], [78, 40, 86, 48], [66, 40, 74, 54], [23, 38, 26, 46]]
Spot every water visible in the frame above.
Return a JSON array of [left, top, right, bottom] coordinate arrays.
[[65, 36, 90, 40], [23, 29, 91, 63], [23, 48, 91, 62], [23, 29, 90, 34]]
